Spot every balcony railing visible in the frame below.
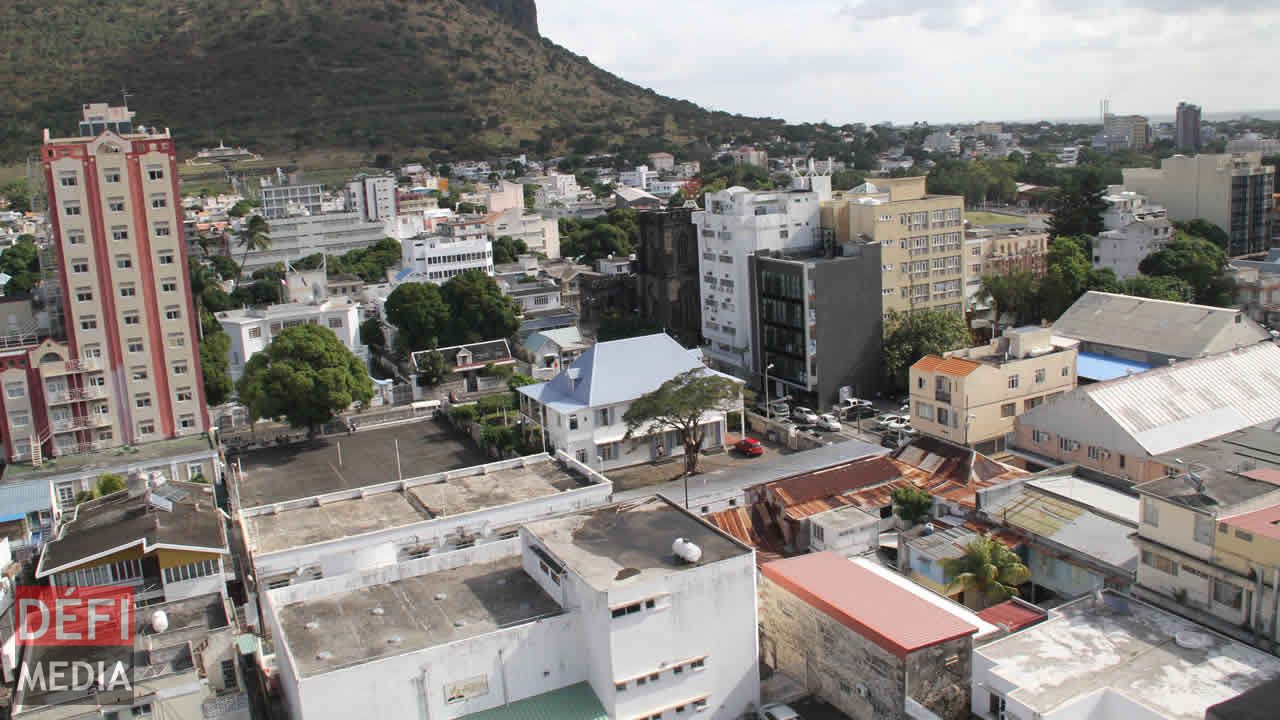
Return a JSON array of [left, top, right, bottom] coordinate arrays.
[[935, 390, 952, 404], [50, 415, 112, 433], [42, 358, 102, 376], [46, 386, 108, 404]]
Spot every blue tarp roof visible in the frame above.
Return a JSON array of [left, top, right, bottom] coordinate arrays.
[[1077, 351, 1152, 381]]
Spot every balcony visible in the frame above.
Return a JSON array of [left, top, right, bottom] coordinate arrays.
[[50, 414, 112, 433], [41, 358, 102, 376], [51, 440, 110, 457], [935, 389, 952, 404], [46, 386, 108, 404]]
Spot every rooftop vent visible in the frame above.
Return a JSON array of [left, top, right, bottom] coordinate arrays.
[[371, 607, 385, 616], [672, 538, 702, 564], [1175, 630, 1212, 650]]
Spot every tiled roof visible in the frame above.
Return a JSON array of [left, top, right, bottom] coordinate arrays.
[[913, 354, 981, 376]]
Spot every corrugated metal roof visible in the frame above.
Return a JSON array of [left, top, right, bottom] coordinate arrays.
[[1053, 291, 1270, 359], [995, 487, 1138, 571], [913, 354, 981, 376], [705, 505, 784, 564], [762, 552, 978, 659], [977, 600, 1047, 632], [459, 683, 607, 720], [1083, 342, 1280, 455], [0, 480, 51, 515]]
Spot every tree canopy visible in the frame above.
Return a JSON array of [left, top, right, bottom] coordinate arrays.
[[882, 309, 971, 390], [892, 486, 933, 525], [493, 235, 529, 264], [200, 331, 233, 406], [385, 282, 449, 354], [235, 324, 374, 433], [0, 181, 31, 213], [1173, 219, 1229, 251], [441, 270, 520, 344], [1139, 233, 1234, 306], [941, 535, 1031, 609], [0, 236, 41, 294], [559, 209, 638, 262], [1046, 172, 1107, 239], [624, 368, 741, 477]]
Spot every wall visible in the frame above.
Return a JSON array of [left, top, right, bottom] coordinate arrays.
[[812, 247, 884, 408], [1013, 393, 1153, 480], [904, 636, 972, 720]]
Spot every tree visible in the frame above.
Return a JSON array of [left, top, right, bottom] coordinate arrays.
[[1038, 236, 1093, 320], [385, 282, 449, 353], [892, 486, 933, 525], [1123, 274, 1193, 302], [1139, 233, 1234, 306], [234, 215, 271, 288], [95, 473, 126, 497], [976, 271, 1038, 336], [416, 348, 446, 386], [227, 200, 254, 218], [441, 270, 519, 343], [624, 369, 742, 482], [208, 255, 240, 280], [235, 325, 374, 434], [882, 309, 971, 390], [1174, 219, 1229, 251], [359, 318, 386, 356], [0, 236, 41, 294], [200, 331, 233, 406], [493, 235, 528, 264], [940, 535, 1031, 609], [0, 181, 31, 213], [1046, 172, 1107, 239]]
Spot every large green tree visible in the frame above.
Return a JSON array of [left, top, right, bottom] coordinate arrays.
[[0, 236, 41, 294], [883, 309, 971, 390], [976, 271, 1039, 336], [0, 181, 31, 213], [441, 270, 520, 343], [493, 235, 528, 264], [1139, 233, 1234, 306], [1123, 274, 1193, 302], [1039, 236, 1094, 320], [384, 282, 450, 354], [624, 368, 742, 480], [892, 486, 933, 525], [235, 325, 374, 434], [1046, 172, 1107, 239], [200, 331, 233, 406], [941, 535, 1031, 609], [1173, 219, 1229, 251]]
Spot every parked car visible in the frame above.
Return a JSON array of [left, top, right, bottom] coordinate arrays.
[[882, 419, 916, 435], [755, 400, 791, 419], [835, 397, 872, 413], [733, 437, 765, 457], [873, 413, 907, 430], [841, 404, 878, 420], [881, 433, 903, 449], [816, 413, 842, 432], [761, 704, 801, 720], [791, 406, 819, 425]]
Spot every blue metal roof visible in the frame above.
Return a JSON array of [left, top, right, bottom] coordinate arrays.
[[1076, 351, 1151, 381]]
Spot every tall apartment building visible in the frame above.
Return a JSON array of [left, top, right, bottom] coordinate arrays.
[[1098, 113, 1150, 151], [693, 175, 830, 376], [635, 207, 702, 347], [26, 102, 208, 463], [1176, 101, 1202, 151], [346, 172, 398, 222], [1123, 153, 1275, 256], [822, 177, 966, 318]]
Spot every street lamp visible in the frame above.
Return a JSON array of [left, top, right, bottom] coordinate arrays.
[[763, 362, 776, 419]]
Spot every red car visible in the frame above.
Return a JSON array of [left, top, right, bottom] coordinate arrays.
[[734, 438, 765, 457]]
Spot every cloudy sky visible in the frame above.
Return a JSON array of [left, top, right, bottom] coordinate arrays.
[[538, 1, 1280, 125]]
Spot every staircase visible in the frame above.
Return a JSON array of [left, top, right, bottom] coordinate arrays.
[[29, 428, 53, 467]]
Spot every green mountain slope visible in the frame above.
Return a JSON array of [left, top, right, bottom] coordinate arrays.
[[0, 0, 779, 161]]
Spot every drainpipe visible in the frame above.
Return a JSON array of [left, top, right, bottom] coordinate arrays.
[[1253, 568, 1265, 639], [1272, 567, 1280, 645]]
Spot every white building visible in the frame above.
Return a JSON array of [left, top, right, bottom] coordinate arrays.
[[217, 297, 366, 381], [487, 206, 561, 258], [1094, 188, 1172, 278], [482, 181, 525, 213], [924, 131, 961, 154], [400, 216, 495, 283], [265, 495, 759, 720], [240, 453, 611, 588], [241, 212, 389, 271], [647, 152, 675, 172], [346, 173, 398, 223], [518, 334, 742, 471], [693, 175, 830, 375], [619, 165, 657, 191], [259, 170, 324, 219]]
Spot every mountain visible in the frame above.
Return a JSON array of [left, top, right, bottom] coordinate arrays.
[[0, 0, 780, 162]]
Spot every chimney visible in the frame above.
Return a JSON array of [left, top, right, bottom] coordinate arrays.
[[126, 472, 148, 499]]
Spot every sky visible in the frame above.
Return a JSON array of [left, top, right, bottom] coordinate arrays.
[[537, 0, 1280, 126]]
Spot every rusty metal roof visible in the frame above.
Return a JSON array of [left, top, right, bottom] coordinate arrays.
[[913, 354, 982, 376], [705, 504, 784, 563], [767, 455, 903, 506]]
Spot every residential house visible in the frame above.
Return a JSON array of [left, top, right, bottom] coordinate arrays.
[[517, 334, 742, 471], [1094, 188, 1172, 279], [911, 326, 1078, 454], [1014, 342, 1280, 481], [1228, 250, 1280, 327], [522, 327, 589, 378], [486, 206, 561, 258], [217, 297, 366, 381], [647, 152, 675, 173], [411, 340, 514, 395]]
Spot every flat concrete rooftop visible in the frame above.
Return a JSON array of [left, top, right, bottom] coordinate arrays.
[[245, 459, 587, 554], [524, 495, 750, 593], [232, 418, 488, 507], [978, 592, 1280, 720], [277, 556, 560, 677]]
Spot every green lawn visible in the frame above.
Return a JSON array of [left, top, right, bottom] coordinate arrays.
[[966, 210, 1028, 227]]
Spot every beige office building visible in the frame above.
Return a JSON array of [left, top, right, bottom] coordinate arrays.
[[910, 326, 1078, 455], [11, 102, 209, 464], [822, 177, 966, 318]]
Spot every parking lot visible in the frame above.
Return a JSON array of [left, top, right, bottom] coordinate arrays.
[[231, 418, 488, 508]]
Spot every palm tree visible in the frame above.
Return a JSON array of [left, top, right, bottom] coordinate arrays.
[[940, 535, 1030, 609], [234, 215, 271, 289], [188, 260, 218, 340]]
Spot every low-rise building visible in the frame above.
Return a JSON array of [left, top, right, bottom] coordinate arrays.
[[1014, 342, 1280, 481], [217, 297, 365, 381], [647, 152, 675, 173], [760, 552, 980, 720], [518, 334, 742, 471], [911, 327, 1077, 454], [1228, 250, 1280, 327], [486, 206, 561, 258], [400, 216, 495, 283], [239, 212, 390, 271], [973, 590, 1280, 720], [265, 495, 759, 720], [522, 327, 589, 377]]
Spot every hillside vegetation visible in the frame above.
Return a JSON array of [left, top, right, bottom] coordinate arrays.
[[0, 0, 780, 162]]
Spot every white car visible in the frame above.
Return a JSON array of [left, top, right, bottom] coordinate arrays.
[[873, 413, 907, 430], [792, 406, 819, 425], [761, 704, 801, 720], [883, 419, 917, 435], [816, 413, 842, 432]]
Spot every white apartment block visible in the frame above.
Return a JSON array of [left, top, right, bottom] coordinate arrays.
[[346, 173, 398, 222], [401, 216, 494, 283], [240, 212, 389, 271], [487, 206, 561, 258], [217, 297, 365, 381], [265, 495, 759, 720], [1093, 188, 1172, 278], [693, 176, 830, 375], [619, 165, 657, 191]]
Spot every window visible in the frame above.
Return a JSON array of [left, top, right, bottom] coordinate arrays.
[[147, 167, 164, 181], [131, 368, 148, 381], [1035, 368, 1046, 384], [220, 659, 237, 689], [176, 388, 193, 402], [1119, 454, 1126, 469], [1194, 514, 1214, 545], [173, 363, 188, 375], [161, 279, 177, 292], [1142, 497, 1160, 527], [137, 420, 155, 435], [1032, 430, 1049, 444], [130, 704, 152, 718], [1235, 528, 1254, 542], [327, 317, 343, 329], [72, 260, 89, 274], [153, 222, 170, 237], [615, 682, 627, 692], [1000, 403, 1016, 418], [80, 316, 98, 331], [248, 327, 262, 339], [179, 414, 195, 429], [108, 198, 125, 212], [1213, 579, 1243, 610], [64, 202, 81, 216], [136, 393, 152, 408], [112, 226, 128, 241], [59, 173, 78, 187], [119, 284, 136, 297], [1007, 374, 1019, 389], [104, 170, 121, 184], [128, 338, 144, 353], [1061, 366, 1070, 377], [569, 415, 579, 430], [149, 194, 167, 209], [123, 312, 140, 326], [1141, 549, 1177, 575], [75, 287, 93, 302], [915, 402, 934, 421], [937, 407, 950, 427], [68, 230, 86, 245], [168, 332, 185, 348], [116, 254, 132, 269], [10, 411, 29, 427], [691, 658, 705, 669], [165, 306, 181, 320], [157, 252, 174, 265]]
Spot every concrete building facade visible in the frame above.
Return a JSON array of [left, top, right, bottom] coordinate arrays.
[[346, 173, 398, 223], [1176, 101, 1202, 151], [216, 297, 366, 381], [635, 207, 702, 348]]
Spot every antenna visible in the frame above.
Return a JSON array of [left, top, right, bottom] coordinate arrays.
[[120, 86, 134, 108]]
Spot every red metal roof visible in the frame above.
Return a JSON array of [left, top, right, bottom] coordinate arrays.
[[1241, 468, 1280, 486], [976, 600, 1047, 633], [1222, 501, 1280, 541], [761, 552, 978, 660], [705, 505, 785, 564], [768, 455, 903, 506]]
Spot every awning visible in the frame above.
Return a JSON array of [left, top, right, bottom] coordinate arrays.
[[1076, 351, 1152, 382], [460, 683, 607, 720]]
